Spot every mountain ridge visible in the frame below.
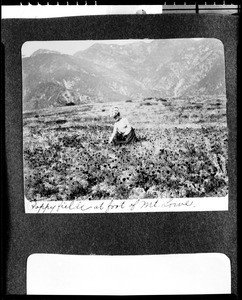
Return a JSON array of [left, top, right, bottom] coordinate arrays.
[[22, 39, 226, 111]]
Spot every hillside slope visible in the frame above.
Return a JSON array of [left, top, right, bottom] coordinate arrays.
[[22, 39, 226, 111]]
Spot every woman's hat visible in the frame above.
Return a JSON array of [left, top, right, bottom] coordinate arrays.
[[109, 107, 119, 118]]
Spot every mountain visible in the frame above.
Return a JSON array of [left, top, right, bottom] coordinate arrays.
[[30, 49, 62, 57], [22, 39, 226, 111]]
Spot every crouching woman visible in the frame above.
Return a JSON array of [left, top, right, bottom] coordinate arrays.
[[108, 107, 138, 146]]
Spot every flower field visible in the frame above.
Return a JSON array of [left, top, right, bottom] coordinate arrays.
[[23, 99, 228, 201]]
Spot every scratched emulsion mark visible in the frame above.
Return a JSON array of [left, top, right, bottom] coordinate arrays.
[[22, 38, 228, 213]]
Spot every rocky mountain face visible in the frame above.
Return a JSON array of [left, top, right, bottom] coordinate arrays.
[[22, 39, 226, 111]]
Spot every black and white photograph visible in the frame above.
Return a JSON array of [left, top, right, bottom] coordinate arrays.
[[22, 38, 228, 213]]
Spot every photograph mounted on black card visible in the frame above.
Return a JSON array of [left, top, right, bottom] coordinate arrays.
[[22, 38, 228, 213]]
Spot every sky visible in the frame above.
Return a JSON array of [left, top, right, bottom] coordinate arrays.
[[21, 39, 154, 57]]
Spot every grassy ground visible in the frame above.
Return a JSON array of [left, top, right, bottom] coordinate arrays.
[[23, 96, 228, 201]]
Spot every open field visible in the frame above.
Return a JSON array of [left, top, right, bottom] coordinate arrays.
[[23, 96, 228, 201]]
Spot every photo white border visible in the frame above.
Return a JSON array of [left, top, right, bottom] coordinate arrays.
[[25, 195, 228, 213], [27, 253, 231, 295], [22, 38, 228, 214]]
